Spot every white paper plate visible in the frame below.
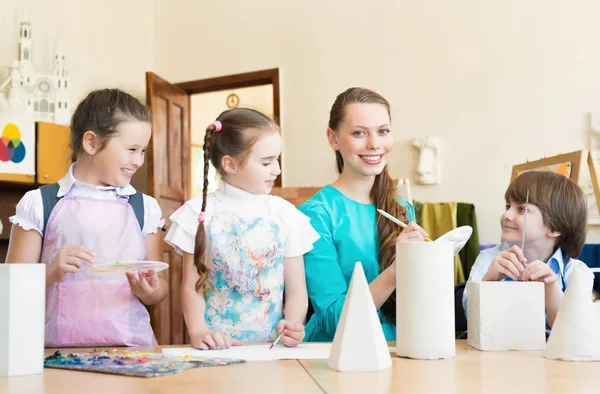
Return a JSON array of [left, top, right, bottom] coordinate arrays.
[[88, 261, 168, 273], [435, 226, 473, 256]]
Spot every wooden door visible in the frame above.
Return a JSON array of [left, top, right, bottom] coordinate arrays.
[[146, 72, 191, 345]]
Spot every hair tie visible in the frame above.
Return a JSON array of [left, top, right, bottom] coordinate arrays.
[[212, 121, 222, 132], [198, 211, 206, 223]]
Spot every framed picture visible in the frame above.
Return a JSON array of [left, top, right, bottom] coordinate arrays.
[[191, 144, 219, 198], [512, 150, 600, 224], [511, 151, 587, 186]]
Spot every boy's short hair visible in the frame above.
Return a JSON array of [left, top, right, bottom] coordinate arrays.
[[505, 171, 587, 260]]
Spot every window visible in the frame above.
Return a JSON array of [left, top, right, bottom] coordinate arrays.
[[58, 102, 62, 109], [24, 48, 29, 60], [40, 100, 48, 112], [58, 80, 61, 88], [50, 103, 54, 112]]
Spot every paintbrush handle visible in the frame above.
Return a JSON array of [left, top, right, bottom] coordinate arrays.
[[377, 209, 433, 242], [270, 305, 307, 349]]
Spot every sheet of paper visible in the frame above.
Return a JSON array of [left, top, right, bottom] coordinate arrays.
[[163, 344, 333, 361]]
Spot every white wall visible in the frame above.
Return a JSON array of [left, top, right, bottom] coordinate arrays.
[[190, 85, 273, 145], [153, 0, 600, 243], [0, 0, 154, 103]]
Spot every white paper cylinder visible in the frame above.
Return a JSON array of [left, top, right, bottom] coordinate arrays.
[[0, 264, 46, 376], [396, 242, 455, 359]]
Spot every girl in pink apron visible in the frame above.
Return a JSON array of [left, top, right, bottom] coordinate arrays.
[[166, 108, 319, 350], [6, 89, 168, 347]]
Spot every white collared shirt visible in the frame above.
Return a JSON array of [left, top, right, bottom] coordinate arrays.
[[10, 164, 165, 236], [165, 181, 319, 258]]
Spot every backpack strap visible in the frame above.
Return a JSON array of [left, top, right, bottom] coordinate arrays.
[[40, 183, 61, 234], [39, 183, 144, 234], [127, 191, 145, 230]]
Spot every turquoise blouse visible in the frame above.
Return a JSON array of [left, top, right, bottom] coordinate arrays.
[[298, 185, 415, 342]]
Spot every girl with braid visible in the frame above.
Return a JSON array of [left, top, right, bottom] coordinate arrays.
[[166, 108, 319, 350], [299, 87, 429, 342]]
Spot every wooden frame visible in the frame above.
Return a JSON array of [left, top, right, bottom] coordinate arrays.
[[175, 68, 281, 187], [511, 150, 600, 217], [511, 151, 588, 186]]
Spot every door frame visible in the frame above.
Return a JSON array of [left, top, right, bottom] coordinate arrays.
[[176, 68, 282, 187]]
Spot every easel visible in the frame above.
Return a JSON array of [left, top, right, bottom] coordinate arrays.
[[511, 150, 600, 215]]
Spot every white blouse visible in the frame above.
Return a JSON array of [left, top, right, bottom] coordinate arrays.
[[10, 164, 165, 237], [165, 182, 319, 258]]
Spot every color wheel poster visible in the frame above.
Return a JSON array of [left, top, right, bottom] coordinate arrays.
[[0, 112, 35, 175]]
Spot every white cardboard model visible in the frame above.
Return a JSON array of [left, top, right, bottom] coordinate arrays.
[[0, 264, 46, 376], [396, 242, 455, 359], [328, 262, 392, 372], [546, 266, 600, 361], [467, 281, 545, 351]]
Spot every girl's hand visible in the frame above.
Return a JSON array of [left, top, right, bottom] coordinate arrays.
[[126, 270, 160, 299], [47, 244, 95, 283], [520, 260, 559, 285], [482, 245, 527, 281], [395, 222, 429, 243], [192, 332, 242, 350], [275, 319, 305, 347]]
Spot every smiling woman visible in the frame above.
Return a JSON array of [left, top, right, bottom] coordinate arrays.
[[298, 87, 429, 342]]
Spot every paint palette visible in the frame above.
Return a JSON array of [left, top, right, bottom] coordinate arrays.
[[44, 349, 244, 378], [435, 226, 473, 255], [88, 261, 169, 273]]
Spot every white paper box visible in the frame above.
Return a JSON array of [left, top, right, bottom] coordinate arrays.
[[328, 263, 392, 372], [0, 264, 46, 376], [396, 242, 455, 359], [467, 281, 545, 351]]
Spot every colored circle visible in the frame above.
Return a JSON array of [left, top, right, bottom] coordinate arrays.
[[1, 123, 27, 163], [11, 140, 26, 163], [0, 142, 8, 162], [3, 123, 20, 141]]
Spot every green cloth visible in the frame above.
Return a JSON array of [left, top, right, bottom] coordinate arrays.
[[456, 203, 480, 280], [298, 185, 415, 342], [414, 200, 480, 280]]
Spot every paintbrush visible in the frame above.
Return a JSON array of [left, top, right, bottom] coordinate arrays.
[[269, 305, 307, 350], [377, 209, 433, 242], [518, 190, 530, 280], [520, 190, 529, 252]]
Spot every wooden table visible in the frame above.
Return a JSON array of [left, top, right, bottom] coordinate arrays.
[[1, 341, 598, 394]]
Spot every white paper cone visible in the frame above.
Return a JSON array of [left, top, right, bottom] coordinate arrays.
[[329, 263, 392, 372], [546, 266, 600, 361]]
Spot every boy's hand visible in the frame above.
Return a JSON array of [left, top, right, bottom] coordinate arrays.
[[126, 270, 160, 299], [275, 319, 305, 347], [520, 260, 559, 284], [483, 245, 527, 281], [192, 332, 242, 350]]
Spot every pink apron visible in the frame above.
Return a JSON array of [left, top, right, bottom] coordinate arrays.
[[41, 190, 157, 347]]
